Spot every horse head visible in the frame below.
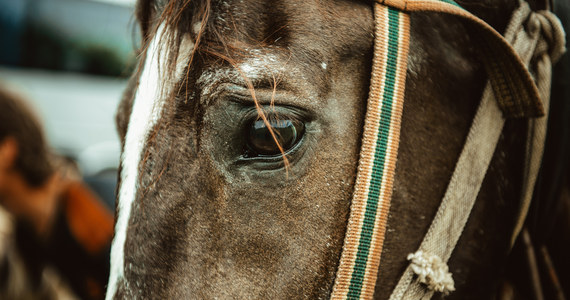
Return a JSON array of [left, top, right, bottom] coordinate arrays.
[[107, 0, 564, 298]]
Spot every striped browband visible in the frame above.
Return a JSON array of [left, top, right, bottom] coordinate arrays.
[[331, 0, 543, 299]]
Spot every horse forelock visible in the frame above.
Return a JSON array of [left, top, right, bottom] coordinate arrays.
[[108, 2, 212, 298], [106, 22, 194, 299]]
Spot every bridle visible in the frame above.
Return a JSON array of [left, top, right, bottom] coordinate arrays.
[[331, 0, 566, 299]]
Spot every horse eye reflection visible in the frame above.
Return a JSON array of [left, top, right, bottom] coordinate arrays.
[[246, 118, 304, 156]]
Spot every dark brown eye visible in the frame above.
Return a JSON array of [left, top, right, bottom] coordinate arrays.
[[246, 118, 304, 156]]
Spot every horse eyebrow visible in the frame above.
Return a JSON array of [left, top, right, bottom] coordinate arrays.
[[193, 77, 265, 109]]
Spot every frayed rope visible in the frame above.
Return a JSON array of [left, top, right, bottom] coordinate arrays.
[[407, 251, 455, 294]]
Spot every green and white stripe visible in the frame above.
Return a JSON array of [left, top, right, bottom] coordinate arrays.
[[331, 3, 410, 299]]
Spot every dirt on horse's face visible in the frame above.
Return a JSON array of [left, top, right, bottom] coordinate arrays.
[[108, 0, 526, 298]]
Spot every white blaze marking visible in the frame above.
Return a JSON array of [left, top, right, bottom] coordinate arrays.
[[106, 25, 193, 299]]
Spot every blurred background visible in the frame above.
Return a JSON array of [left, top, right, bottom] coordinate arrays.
[[0, 0, 139, 209]]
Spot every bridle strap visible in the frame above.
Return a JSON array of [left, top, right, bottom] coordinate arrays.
[[393, 2, 565, 300], [389, 3, 564, 298], [331, 4, 410, 299], [391, 57, 506, 300], [332, 0, 564, 299], [381, 0, 545, 119], [511, 3, 566, 246]]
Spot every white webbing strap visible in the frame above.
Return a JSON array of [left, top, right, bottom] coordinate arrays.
[[511, 6, 566, 246], [389, 68, 505, 300], [389, 2, 565, 299]]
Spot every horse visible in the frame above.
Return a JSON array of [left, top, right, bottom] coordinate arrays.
[[106, 0, 567, 299]]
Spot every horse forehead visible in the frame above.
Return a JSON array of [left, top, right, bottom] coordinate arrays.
[[215, 0, 374, 51], [194, 0, 374, 94]]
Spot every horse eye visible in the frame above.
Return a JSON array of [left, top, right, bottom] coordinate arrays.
[[246, 118, 305, 156]]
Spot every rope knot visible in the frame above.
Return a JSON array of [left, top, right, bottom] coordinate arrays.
[[407, 251, 455, 294], [526, 10, 566, 64]]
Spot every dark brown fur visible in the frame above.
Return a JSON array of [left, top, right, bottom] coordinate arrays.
[[112, 0, 545, 298]]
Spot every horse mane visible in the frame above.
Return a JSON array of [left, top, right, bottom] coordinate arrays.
[[135, 0, 208, 80]]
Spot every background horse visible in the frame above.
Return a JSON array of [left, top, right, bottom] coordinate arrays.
[[0, 86, 113, 299], [107, 0, 567, 299]]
